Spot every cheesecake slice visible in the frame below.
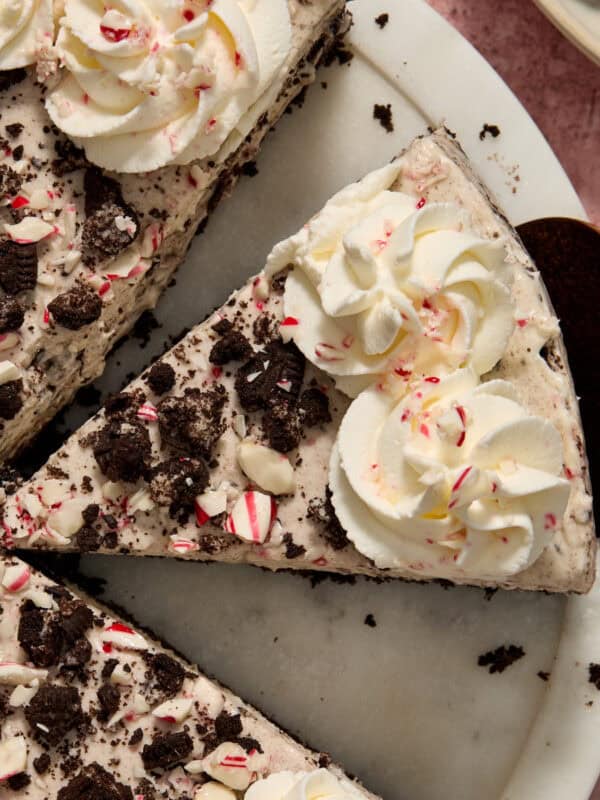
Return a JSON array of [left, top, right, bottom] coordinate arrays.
[[0, 0, 349, 461], [0, 552, 376, 798], [3, 130, 595, 593]]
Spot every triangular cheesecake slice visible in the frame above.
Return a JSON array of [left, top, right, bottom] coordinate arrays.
[[0, 552, 376, 798], [0, 0, 349, 461], [3, 130, 595, 593]]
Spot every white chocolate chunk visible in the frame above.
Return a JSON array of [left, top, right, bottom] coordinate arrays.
[[237, 440, 295, 495]]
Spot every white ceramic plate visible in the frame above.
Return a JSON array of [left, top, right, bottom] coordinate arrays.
[[533, 0, 600, 66], [56, 1, 600, 798]]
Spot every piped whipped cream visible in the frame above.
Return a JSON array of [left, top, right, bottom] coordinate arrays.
[[46, 0, 291, 172], [329, 368, 570, 578], [0, 0, 53, 69], [266, 163, 515, 398], [245, 769, 366, 799]]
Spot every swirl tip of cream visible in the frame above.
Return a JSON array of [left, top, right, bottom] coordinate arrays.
[[41, 0, 291, 173], [0, 0, 54, 71]]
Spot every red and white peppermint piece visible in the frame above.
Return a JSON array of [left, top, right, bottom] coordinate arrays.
[[101, 622, 147, 651], [0, 736, 27, 782], [195, 490, 227, 526], [279, 316, 299, 343], [4, 217, 55, 244], [203, 743, 253, 791], [137, 402, 158, 422], [169, 536, 200, 554], [141, 223, 164, 257], [152, 697, 194, 724], [1, 564, 30, 593], [0, 662, 47, 686], [225, 491, 276, 543]]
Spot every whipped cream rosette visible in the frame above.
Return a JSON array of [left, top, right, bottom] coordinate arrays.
[[329, 368, 570, 579], [0, 0, 53, 69], [266, 163, 515, 398], [245, 769, 366, 799], [46, 0, 292, 172]]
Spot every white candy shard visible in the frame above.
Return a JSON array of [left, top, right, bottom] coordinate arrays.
[[21, 493, 43, 519], [39, 480, 66, 507], [1, 564, 31, 592], [110, 663, 133, 686], [0, 663, 47, 686], [195, 490, 227, 524], [185, 759, 205, 775], [203, 742, 253, 791], [237, 440, 296, 495], [9, 683, 39, 707], [192, 676, 225, 718], [101, 622, 147, 651], [225, 491, 276, 543], [0, 736, 27, 782], [194, 781, 237, 800], [0, 361, 20, 385], [133, 693, 151, 715], [232, 414, 247, 439], [46, 498, 88, 538], [128, 487, 155, 513], [152, 697, 194, 723], [4, 217, 54, 243], [22, 589, 56, 609]]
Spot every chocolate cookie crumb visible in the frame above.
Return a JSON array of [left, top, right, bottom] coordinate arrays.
[[75, 525, 102, 553], [236, 341, 305, 413], [97, 683, 120, 722], [263, 403, 301, 453], [157, 385, 226, 459], [0, 240, 37, 295], [307, 489, 349, 550], [0, 379, 23, 420], [147, 362, 176, 395], [478, 644, 525, 674], [283, 533, 306, 559], [479, 123, 501, 141], [299, 387, 331, 428], [48, 283, 102, 330], [18, 601, 62, 667], [0, 296, 24, 333], [25, 684, 84, 745], [209, 330, 252, 365], [33, 753, 51, 775], [537, 670, 550, 682], [150, 457, 209, 520], [588, 663, 600, 690], [129, 728, 144, 746], [0, 164, 22, 198], [364, 613, 377, 628], [7, 772, 30, 790], [214, 711, 244, 741], [82, 168, 139, 264], [0, 68, 26, 92], [141, 731, 193, 771], [375, 13, 389, 28], [92, 419, 152, 483], [373, 103, 394, 133], [5, 123, 24, 139], [145, 652, 185, 699], [57, 763, 132, 800], [52, 138, 89, 176]]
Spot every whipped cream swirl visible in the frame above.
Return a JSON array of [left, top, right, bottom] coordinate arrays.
[[266, 163, 515, 397], [329, 368, 570, 578], [46, 0, 291, 172], [245, 770, 365, 800], [0, 0, 53, 69]]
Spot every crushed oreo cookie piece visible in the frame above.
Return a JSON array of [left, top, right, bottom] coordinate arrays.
[[141, 731, 193, 771], [588, 663, 600, 690], [235, 340, 305, 413], [24, 684, 84, 745], [18, 600, 62, 667], [375, 12, 389, 28], [52, 138, 89, 176], [145, 653, 185, 699], [373, 103, 394, 133], [5, 123, 23, 139], [283, 532, 306, 559], [75, 525, 102, 553], [92, 419, 152, 483], [157, 385, 226, 459], [97, 683, 120, 723], [147, 362, 176, 395], [0, 296, 24, 333], [33, 753, 51, 775], [7, 772, 30, 790], [209, 329, 252, 365], [212, 318, 233, 335], [150, 457, 209, 520], [57, 762, 133, 800], [364, 613, 376, 628], [214, 710, 243, 740], [48, 282, 102, 330], [0, 240, 37, 295], [82, 168, 139, 264], [299, 387, 331, 427], [0, 68, 26, 92], [104, 389, 146, 421], [129, 727, 144, 746], [0, 378, 23, 420], [0, 164, 22, 197], [478, 644, 525, 674], [307, 489, 349, 550], [263, 403, 301, 453]]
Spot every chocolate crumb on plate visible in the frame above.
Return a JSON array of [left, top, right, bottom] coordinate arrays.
[[478, 644, 525, 674], [537, 671, 550, 682], [588, 663, 600, 690], [375, 13, 389, 28], [364, 613, 377, 628], [373, 103, 394, 133], [479, 123, 501, 140]]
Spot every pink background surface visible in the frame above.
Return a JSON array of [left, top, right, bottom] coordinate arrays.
[[426, 2, 600, 796], [427, 0, 600, 224]]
